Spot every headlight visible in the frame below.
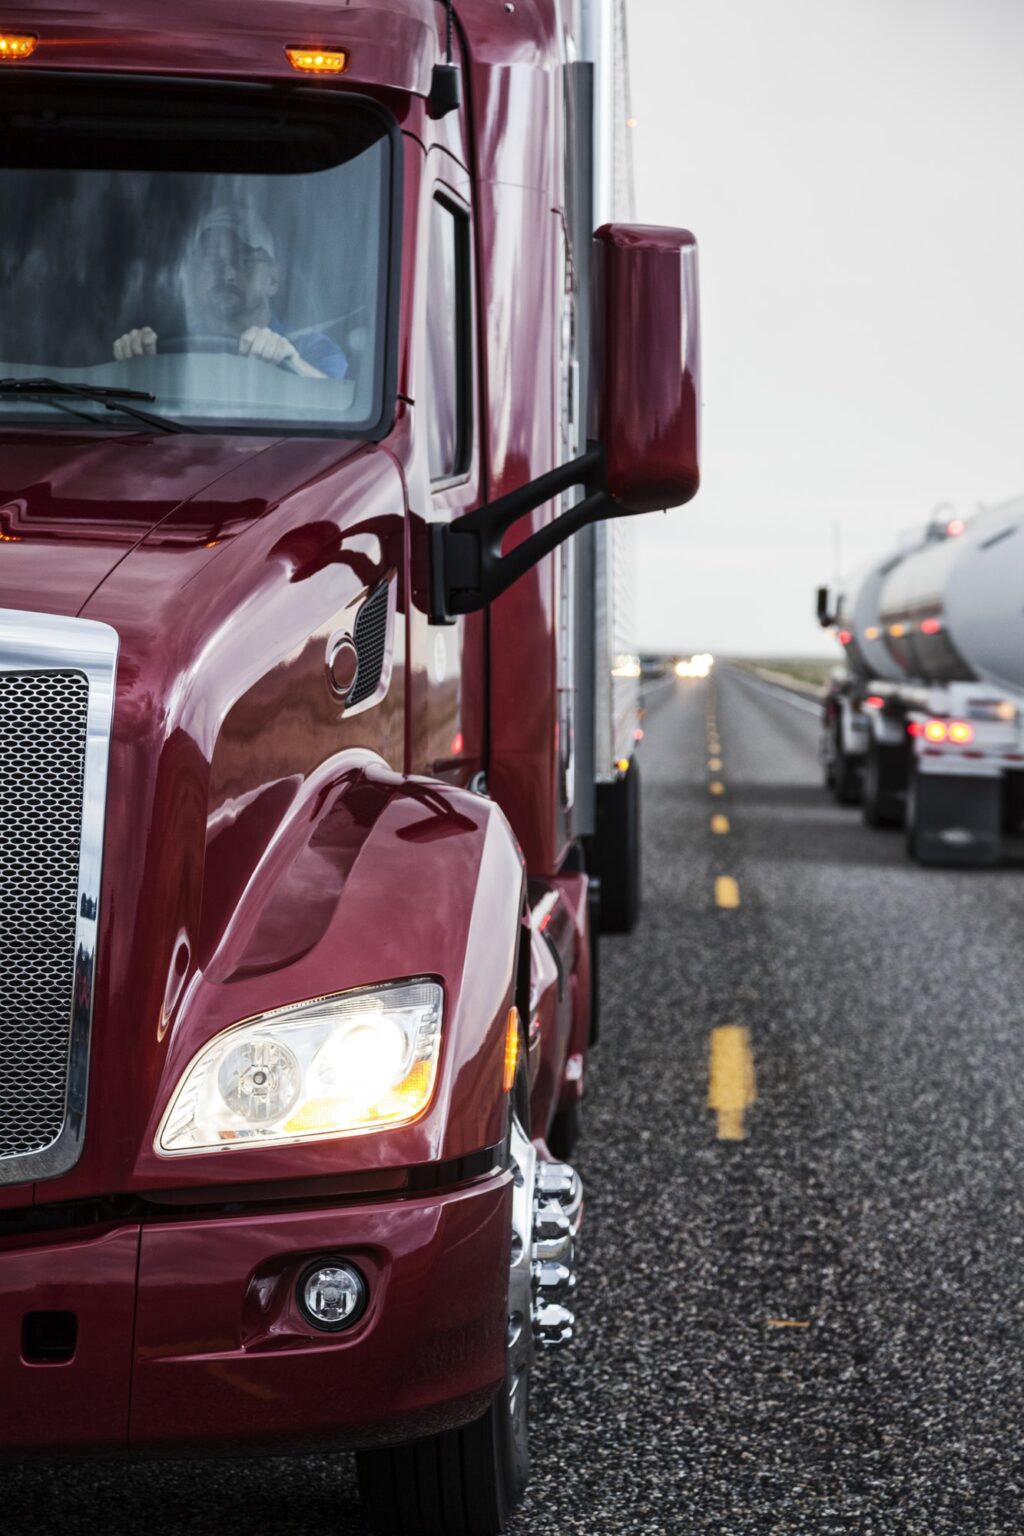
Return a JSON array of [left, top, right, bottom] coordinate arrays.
[[157, 979, 443, 1155]]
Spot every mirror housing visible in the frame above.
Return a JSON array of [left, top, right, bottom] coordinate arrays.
[[592, 223, 700, 514], [816, 585, 836, 627], [428, 224, 700, 621]]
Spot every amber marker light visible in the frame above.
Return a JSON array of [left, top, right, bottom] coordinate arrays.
[[889, 623, 906, 638], [285, 45, 348, 74], [924, 719, 948, 743], [948, 720, 975, 745], [0, 33, 37, 60], [503, 1007, 521, 1092]]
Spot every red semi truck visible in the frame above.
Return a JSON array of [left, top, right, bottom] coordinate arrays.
[[0, 4, 699, 1530]]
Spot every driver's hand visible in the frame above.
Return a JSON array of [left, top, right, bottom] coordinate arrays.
[[238, 327, 327, 379], [239, 326, 301, 369], [113, 327, 157, 360]]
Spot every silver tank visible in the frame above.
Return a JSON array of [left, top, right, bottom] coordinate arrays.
[[877, 496, 1024, 691], [835, 552, 911, 682]]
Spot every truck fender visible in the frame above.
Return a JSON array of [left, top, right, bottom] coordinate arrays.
[[144, 753, 527, 1183]]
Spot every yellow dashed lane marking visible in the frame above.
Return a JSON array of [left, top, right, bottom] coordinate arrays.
[[715, 875, 740, 908], [766, 1319, 811, 1330], [708, 756, 723, 771], [711, 814, 730, 835], [709, 780, 725, 796], [708, 1025, 757, 1141]]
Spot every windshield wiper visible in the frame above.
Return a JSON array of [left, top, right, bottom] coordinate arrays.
[[0, 377, 187, 434]]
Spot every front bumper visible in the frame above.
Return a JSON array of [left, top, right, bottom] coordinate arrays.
[[0, 1172, 512, 1458]]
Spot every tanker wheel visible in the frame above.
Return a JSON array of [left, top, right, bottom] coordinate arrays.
[[355, 1051, 533, 1536], [861, 739, 903, 827], [592, 755, 641, 933], [831, 725, 862, 805]]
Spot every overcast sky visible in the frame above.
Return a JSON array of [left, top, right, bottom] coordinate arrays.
[[627, 0, 1024, 655]]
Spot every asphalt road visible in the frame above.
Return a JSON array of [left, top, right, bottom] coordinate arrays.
[[8, 664, 1024, 1533]]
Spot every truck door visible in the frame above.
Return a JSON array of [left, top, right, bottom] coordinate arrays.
[[407, 167, 485, 787]]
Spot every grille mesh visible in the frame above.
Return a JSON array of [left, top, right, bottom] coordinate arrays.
[[349, 583, 390, 707], [0, 671, 89, 1161]]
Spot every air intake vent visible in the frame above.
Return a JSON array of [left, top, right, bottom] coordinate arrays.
[[349, 582, 390, 707]]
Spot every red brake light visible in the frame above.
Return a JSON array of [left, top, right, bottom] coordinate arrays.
[[907, 721, 924, 737], [864, 695, 884, 710], [946, 518, 965, 537]]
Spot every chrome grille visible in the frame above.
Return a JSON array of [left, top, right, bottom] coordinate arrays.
[[0, 670, 89, 1161]]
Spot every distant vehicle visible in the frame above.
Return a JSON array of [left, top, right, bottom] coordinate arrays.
[[675, 652, 714, 679], [818, 501, 1024, 865]]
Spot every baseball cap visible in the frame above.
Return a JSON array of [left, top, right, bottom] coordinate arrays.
[[195, 205, 276, 261]]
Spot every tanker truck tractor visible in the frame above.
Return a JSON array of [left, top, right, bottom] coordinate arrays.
[[819, 502, 1024, 866]]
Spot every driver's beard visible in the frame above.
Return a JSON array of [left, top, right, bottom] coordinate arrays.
[[184, 289, 249, 338]]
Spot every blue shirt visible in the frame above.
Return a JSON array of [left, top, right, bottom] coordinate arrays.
[[274, 314, 348, 379]]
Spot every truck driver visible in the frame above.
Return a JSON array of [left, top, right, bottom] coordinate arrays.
[[111, 205, 348, 380]]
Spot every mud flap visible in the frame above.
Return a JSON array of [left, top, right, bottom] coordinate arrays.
[[907, 771, 1002, 867]]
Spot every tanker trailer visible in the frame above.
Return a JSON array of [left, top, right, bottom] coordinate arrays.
[[821, 501, 1024, 865]]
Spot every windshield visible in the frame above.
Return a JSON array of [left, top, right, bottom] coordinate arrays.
[[0, 94, 395, 437]]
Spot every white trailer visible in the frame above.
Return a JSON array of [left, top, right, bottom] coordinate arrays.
[[817, 499, 1024, 865]]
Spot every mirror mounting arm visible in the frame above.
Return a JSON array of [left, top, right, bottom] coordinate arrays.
[[429, 442, 611, 622]]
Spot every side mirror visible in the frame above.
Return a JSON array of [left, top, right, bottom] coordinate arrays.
[[428, 224, 701, 621], [592, 223, 700, 514], [816, 585, 836, 627]]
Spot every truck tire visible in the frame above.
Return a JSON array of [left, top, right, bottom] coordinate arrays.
[[862, 738, 905, 827], [592, 756, 640, 933], [355, 1059, 532, 1536], [906, 769, 1002, 867], [829, 720, 862, 804]]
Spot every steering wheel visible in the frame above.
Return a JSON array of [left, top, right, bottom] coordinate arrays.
[[157, 334, 244, 356]]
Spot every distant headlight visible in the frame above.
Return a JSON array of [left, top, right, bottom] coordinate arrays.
[[157, 980, 443, 1155]]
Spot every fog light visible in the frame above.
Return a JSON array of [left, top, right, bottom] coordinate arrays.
[[297, 1259, 367, 1332]]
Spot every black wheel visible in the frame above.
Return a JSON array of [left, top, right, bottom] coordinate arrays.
[[592, 755, 641, 933], [862, 738, 905, 827], [356, 1059, 533, 1536], [831, 722, 862, 804], [548, 1098, 581, 1161]]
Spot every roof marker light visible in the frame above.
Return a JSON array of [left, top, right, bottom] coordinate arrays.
[[0, 33, 37, 60], [920, 616, 942, 635], [946, 518, 965, 537], [285, 45, 348, 74]]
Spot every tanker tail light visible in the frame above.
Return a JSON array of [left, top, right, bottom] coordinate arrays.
[[920, 617, 943, 635], [919, 719, 975, 745], [837, 629, 852, 646]]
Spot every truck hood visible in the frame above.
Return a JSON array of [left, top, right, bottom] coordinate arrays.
[[0, 431, 290, 618]]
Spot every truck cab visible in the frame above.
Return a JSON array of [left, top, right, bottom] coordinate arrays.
[[0, 7, 699, 1530]]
